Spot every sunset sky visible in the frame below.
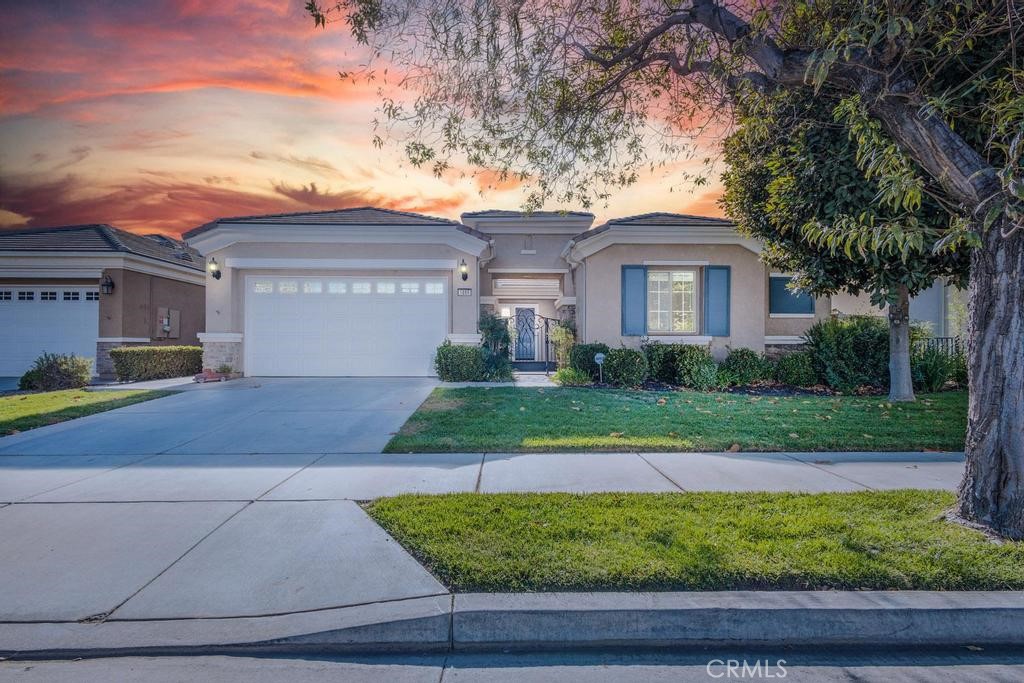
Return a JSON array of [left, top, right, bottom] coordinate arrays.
[[0, 0, 727, 238]]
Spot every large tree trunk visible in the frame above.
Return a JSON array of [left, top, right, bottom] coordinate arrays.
[[888, 284, 915, 402], [956, 218, 1024, 540]]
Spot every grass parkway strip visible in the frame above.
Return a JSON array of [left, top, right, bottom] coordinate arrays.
[[385, 387, 967, 453], [366, 490, 1024, 593], [0, 389, 173, 436]]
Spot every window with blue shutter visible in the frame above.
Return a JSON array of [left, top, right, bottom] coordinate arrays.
[[769, 276, 815, 315], [703, 266, 731, 336], [621, 265, 647, 336]]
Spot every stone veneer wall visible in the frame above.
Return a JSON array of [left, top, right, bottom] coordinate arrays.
[[202, 341, 243, 373], [95, 341, 149, 380]]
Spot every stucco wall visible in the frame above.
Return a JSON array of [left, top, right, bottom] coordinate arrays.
[[580, 244, 766, 356], [98, 268, 204, 344], [483, 233, 575, 273]]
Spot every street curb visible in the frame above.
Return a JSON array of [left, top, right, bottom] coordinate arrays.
[[2, 591, 1021, 658]]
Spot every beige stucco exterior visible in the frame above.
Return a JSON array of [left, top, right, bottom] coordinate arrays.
[[577, 243, 777, 357], [192, 229, 488, 374]]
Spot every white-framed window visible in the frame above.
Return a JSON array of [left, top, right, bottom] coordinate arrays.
[[252, 281, 273, 294], [63, 291, 80, 301], [328, 282, 347, 294], [352, 282, 371, 294], [425, 282, 444, 295], [303, 281, 322, 294], [376, 282, 396, 294], [400, 282, 420, 294], [86, 291, 100, 301], [278, 281, 298, 294], [41, 291, 57, 301], [0, 291, 11, 301], [647, 269, 699, 334], [18, 291, 34, 301]]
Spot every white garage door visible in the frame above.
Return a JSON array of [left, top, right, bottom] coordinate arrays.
[[245, 276, 449, 376], [0, 286, 99, 377]]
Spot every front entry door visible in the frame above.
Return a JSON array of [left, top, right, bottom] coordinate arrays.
[[514, 307, 536, 361]]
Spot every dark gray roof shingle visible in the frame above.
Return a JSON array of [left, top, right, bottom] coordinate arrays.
[[0, 224, 204, 271], [183, 206, 488, 241], [573, 212, 735, 241]]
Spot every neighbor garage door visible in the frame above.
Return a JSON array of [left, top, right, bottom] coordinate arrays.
[[0, 286, 99, 377], [244, 276, 449, 376]]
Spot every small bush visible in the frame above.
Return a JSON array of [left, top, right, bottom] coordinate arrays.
[[549, 321, 576, 369], [602, 348, 649, 387], [774, 350, 819, 387], [552, 367, 592, 386], [642, 342, 681, 383], [19, 352, 92, 391], [434, 342, 487, 382], [672, 345, 719, 390], [569, 342, 611, 381], [950, 348, 968, 386], [476, 312, 514, 381], [913, 346, 952, 393], [719, 348, 772, 386], [108, 345, 202, 382]]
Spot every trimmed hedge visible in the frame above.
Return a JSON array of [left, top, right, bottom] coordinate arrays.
[[602, 348, 649, 387], [434, 342, 486, 381], [569, 343, 611, 381], [108, 345, 203, 382], [19, 352, 92, 391], [671, 345, 718, 390]]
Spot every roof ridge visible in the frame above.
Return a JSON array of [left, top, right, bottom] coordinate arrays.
[[611, 211, 733, 224], [96, 224, 130, 253], [211, 206, 460, 226]]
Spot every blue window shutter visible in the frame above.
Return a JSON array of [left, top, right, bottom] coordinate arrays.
[[769, 276, 815, 314], [621, 265, 647, 336], [704, 266, 731, 336]]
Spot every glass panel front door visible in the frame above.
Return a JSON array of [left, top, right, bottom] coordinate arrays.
[[515, 308, 536, 360]]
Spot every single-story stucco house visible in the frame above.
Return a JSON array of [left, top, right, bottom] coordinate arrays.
[[0, 224, 206, 380], [184, 206, 961, 378]]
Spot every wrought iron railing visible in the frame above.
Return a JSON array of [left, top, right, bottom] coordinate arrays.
[[915, 336, 963, 356], [500, 313, 559, 369]]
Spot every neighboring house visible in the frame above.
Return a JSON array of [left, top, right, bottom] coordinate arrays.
[[0, 225, 205, 380], [183, 207, 832, 377], [832, 282, 967, 339]]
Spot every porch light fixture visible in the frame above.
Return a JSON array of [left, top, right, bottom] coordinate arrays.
[[100, 275, 115, 295], [208, 257, 222, 280], [459, 259, 469, 281]]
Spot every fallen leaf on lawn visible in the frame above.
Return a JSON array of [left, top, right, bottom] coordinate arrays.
[[863, 433, 874, 439], [727, 443, 741, 452], [668, 431, 678, 437], [519, 406, 526, 411], [788, 433, 799, 438], [571, 406, 581, 411], [657, 398, 667, 405], [610, 432, 624, 438]]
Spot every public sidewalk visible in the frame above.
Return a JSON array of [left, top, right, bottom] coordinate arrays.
[[0, 450, 971, 656]]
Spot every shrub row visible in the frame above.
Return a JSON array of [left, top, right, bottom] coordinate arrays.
[[108, 345, 203, 382]]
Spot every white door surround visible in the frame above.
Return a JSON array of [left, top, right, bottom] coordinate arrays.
[[243, 275, 449, 377]]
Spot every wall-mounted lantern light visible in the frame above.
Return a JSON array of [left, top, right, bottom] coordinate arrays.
[[208, 257, 222, 280], [100, 275, 115, 295], [459, 259, 469, 282]]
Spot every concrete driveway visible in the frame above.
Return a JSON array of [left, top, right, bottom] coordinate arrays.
[[0, 377, 437, 457]]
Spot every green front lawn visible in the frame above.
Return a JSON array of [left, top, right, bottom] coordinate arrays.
[[385, 387, 967, 452], [367, 491, 1023, 592], [0, 389, 173, 436]]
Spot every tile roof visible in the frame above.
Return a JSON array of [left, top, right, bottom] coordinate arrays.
[[461, 209, 595, 218], [0, 224, 204, 270], [182, 206, 486, 240], [574, 212, 735, 241]]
